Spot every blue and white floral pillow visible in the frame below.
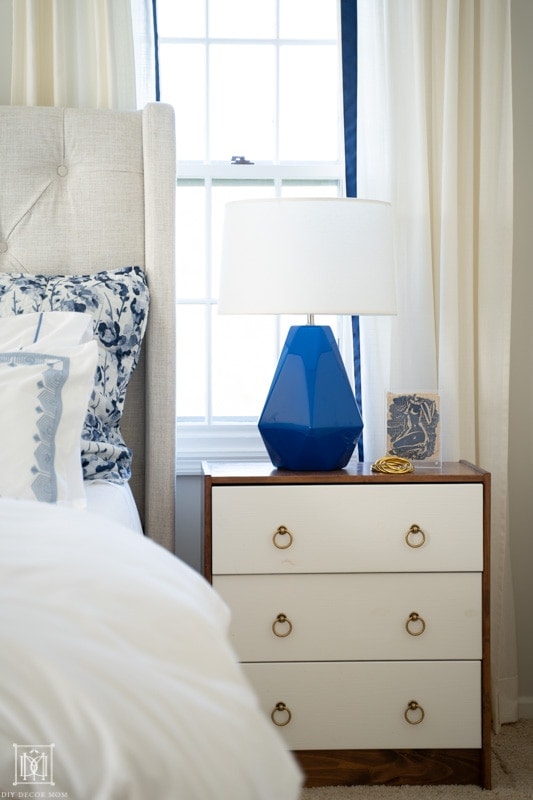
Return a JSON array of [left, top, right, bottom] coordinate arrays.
[[0, 266, 150, 483]]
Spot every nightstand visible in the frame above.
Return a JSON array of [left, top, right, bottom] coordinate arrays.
[[202, 460, 491, 788]]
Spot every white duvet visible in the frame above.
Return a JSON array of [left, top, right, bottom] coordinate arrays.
[[0, 499, 302, 799]]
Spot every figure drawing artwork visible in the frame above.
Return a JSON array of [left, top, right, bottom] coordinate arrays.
[[386, 392, 440, 464]]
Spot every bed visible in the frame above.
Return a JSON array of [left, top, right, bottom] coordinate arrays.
[[0, 105, 302, 798]]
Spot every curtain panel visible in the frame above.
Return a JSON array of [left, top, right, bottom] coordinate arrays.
[[351, 0, 517, 730], [11, 0, 155, 109]]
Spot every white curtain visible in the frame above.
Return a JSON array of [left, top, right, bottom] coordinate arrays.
[[357, 0, 517, 729], [11, 0, 155, 109], [131, 0, 157, 110]]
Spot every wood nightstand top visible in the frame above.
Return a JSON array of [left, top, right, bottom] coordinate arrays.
[[202, 459, 489, 485]]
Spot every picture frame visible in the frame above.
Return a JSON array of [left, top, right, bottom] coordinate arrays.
[[386, 391, 441, 466]]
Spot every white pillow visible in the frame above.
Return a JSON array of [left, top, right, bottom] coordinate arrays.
[[0, 311, 94, 348], [0, 313, 97, 508]]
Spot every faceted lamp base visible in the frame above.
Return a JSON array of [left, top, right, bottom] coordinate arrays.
[[258, 325, 363, 471]]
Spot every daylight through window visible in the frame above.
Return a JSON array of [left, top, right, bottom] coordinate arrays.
[[156, 0, 345, 466]]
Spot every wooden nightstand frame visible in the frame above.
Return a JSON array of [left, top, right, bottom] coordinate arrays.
[[203, 460, 491, 789]]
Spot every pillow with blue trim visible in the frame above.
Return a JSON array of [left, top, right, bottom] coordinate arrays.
[[0, 313, 97, 507], [0, 266, 149, 483], [0, 309, 94, 349]]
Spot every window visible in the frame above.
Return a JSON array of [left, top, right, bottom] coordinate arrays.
[[157, 0, 346, 471]]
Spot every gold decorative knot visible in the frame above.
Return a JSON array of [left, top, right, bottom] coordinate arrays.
[[372, 455, 414, 474]]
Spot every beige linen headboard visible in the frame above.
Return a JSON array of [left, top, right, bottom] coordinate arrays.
[[0, 103, 176, 551]]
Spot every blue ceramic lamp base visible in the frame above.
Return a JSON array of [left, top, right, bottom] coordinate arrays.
[[258, 325, 363, 471]]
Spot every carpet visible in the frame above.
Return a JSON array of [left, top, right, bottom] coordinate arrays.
[[299, 720, 533, 799]]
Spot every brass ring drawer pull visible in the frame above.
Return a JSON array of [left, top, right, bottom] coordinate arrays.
[[404, 700, 425, 725], [272, 613, 293, 638], [405, 523, 426, 548], [272, 525, 293, 549], [405, 611, 426, 636], [271, 701, 292, 726]]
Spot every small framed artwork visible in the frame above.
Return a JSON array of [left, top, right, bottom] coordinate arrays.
[[386, 392, 441, 466]]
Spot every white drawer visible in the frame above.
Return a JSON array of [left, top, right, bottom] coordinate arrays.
[[214, 572, 482, 661], [243, 660, 481, 750], [212, 484, 483, 573]]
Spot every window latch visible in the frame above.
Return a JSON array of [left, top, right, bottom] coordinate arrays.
[[231, 155, 254, 165]]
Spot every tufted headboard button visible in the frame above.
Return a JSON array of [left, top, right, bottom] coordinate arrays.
[[57, 165, 68, 177], [0, 242, 7, 253]]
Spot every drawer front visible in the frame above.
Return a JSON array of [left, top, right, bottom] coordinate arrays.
[[243, 661, 481, 750], [212, 484, 483, 574], [214, 572, 482, 661]]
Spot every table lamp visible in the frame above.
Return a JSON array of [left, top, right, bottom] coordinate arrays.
[[218, 198, 397, 471]]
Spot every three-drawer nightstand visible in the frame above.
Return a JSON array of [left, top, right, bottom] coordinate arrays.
[[202, 460, 491, 788]]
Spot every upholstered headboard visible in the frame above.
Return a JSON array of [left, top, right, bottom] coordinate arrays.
[[0, 103, 176, 551]]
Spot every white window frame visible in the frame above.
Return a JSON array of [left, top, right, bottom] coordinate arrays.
[[159, 16, 346, 475]]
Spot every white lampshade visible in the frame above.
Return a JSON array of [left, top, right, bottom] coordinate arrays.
[[218, 198, 397, 316]]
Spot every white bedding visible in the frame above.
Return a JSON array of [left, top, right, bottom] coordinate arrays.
[[0, 499, 302, 799], [84, 480, 144, 534]]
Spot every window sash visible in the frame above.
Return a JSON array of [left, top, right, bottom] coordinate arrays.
[[159, 2, 345, 468]]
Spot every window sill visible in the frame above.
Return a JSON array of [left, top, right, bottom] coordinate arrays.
[[176, 423, 269, 475]]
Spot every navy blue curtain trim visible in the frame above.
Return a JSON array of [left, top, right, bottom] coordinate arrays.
[[341, 0, 363, 460], [153, 0, 160, 101], [341, 0, 357, 199], [351, 315, 363, 458]]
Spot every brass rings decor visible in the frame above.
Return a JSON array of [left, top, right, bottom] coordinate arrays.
[[405, 523, 426, 548], [372, 455, 414, 474], [273, 524, 293, 549], [271, 701, 292, 726], [405, 611, 426, 636], [272, 613, 293, 638], [404, 700, 425, 725]]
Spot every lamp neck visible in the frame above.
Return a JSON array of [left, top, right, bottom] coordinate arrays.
[[307, 314, 315, 325]]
